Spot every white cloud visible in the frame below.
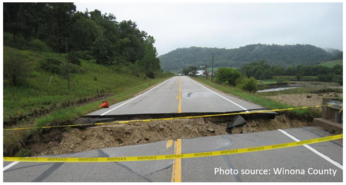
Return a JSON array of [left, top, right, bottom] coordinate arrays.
[[75, 2, 343, 55]]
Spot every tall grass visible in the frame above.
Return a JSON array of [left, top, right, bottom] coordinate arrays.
[[3, 46, 172, 156], [193, 77, 317, 116], [3, 46, 169, 120]]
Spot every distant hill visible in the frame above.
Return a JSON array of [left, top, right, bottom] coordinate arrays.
[[159, 44, 341, 71], [319, 59, 343, 68]]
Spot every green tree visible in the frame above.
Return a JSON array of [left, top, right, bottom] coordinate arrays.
[[137, 36, 160, 78], [92, 35, 112, 65], [51, 3, 76, 52], [215, 67, 241, 86], [238, 77, 258, 92], [4, 50, 30, 86], [333, 64, 343, 75], [187, 66, 198, 76], [296, 73, 302, 81], [259, 69, 273, 80], [182, 68, 190, 75], [70, 14, 102, 51]]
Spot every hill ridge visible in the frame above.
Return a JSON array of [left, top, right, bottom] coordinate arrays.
[[159, 44, 341, 71]]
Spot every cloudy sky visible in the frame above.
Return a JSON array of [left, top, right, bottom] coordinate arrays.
[[75, 2, 343, 55]]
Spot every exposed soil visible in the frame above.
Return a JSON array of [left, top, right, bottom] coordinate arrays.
[[265, 93, 342, 107], [26, 114, 311, 157]]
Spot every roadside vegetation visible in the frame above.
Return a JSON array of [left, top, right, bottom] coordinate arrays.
[[240, 60, 342, 85], [189, 59, 342, 119], [3, 45, 172, 156], [3, 2, 174, 156], [194, 77, 322, 118]]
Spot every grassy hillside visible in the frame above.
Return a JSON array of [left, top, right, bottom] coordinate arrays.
[[319, 59, 343, 68], [4, 46, 170, 121], [3, 46, 173, 156]]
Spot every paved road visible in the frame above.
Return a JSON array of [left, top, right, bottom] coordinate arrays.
[[87, 76, 264, 116], [3, 127, 342, 182]]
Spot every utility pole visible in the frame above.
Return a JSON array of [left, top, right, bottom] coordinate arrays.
[[211, 55, 214, 82], [66, 38, 70, 91]]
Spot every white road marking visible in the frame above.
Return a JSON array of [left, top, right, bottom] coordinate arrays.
[[3, 161, 20, 172], [278, 129, 343, 170], [101, 79, 171, 116], [188, 77, 249, 112]]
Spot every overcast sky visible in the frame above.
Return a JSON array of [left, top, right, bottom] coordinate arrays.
[[75, 2, 343, 55]]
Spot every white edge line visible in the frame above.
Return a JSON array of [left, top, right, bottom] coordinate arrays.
[[3, 161, 20, 172], [188, 77, 249, 112], [101, 79, 170, 116], [278, 129, 343, 170]]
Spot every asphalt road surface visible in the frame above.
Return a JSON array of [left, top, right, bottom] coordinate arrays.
[[88, 76, 264, 116], [3, 127, 342, 182]]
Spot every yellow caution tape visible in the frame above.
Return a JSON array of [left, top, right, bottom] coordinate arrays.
[[4, 105, 327, 131], [3, 134, 342, 163]]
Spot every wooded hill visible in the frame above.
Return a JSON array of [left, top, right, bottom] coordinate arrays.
[[159, 44, 342, 71], [4, 3, 161, 78]]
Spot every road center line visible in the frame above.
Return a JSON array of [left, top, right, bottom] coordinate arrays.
[[178, 77, 182, 113], [278, 129, 343, 170], [100, 79, 170, 116], [188, 77, 249, 112], [3, 161, 20, 172], [171, 139, 182, 182]]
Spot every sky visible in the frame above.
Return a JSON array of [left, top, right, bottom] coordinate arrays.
[[75, 2, 343, 56]]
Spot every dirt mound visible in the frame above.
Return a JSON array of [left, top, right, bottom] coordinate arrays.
[[24, 114, 312, 157]]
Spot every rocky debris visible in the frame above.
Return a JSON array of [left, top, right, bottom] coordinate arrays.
[[159, 125, 164, 131], [207, 128, 215, 133]]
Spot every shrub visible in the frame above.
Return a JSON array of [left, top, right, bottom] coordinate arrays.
[[221, 81, 229, 86], [4, 49, 31, 86], [28, 39, 51, 52], [318, 73, 334, 82], [40, 58, 62, 74], [215, 67, 241, 86], [4, 33, 28, 50], [296, 74, 302, 81], [4, 33, 51, 52], [146, 71, 155, 79], [69, 51, 81, 66], [59, 63, 84, 78], [238, 77, 258, 92]]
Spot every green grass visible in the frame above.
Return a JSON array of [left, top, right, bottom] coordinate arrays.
[[319, 59, 343, 68], [3, 46, 172, 156], [3, 46, 169, 120], [193, 77, 320, 117]]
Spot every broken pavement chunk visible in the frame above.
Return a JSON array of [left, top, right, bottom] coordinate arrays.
[[227, 115, 247, 129]]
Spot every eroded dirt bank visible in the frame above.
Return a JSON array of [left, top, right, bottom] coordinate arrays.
[[26, 114, 312, 157]]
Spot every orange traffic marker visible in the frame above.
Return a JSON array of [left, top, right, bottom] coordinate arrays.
[[99, 101, 109, 108]]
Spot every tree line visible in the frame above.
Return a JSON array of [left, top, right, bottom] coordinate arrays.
[[240, 60, 342, 84], [4, 3, 161, 79]]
